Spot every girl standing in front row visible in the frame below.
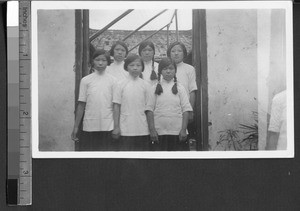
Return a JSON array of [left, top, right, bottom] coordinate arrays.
[[146, 57, 192, 151], [71, 49, 116, 151], [112, 54, 150, 151]]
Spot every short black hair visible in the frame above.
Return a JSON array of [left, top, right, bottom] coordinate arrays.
[[166, 41, 188, 59], [123, 54, 145, 72], [138, 40, 155, 56], [91, 49, 111, 65], [110, 40, 129, 57], [158, 57, 177, 74]]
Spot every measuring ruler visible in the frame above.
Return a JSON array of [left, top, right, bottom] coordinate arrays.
[[7, 1, 32, 205]]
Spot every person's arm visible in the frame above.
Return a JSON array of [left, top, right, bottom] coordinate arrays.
[[189, 90, 196, 109], [178, 85, 193, 141], [188, 90, 196, 122], [146, 110, 158, 143], [265, 131, 280, 150], [112, 103, 121, 140], [179, 111, 189, 142], [188, 65, 197, 122], [145, 86, 158, 143], [71, 101, 86, 141]]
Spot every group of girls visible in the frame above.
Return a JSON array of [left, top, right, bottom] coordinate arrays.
[[71, 40, 197, 151]]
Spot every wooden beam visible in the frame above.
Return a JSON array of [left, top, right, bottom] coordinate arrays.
[[89, 9, 134, 42], [128, 23, 170, 52], [192, 9, 208, 151], [82, 9, 90, 77], [175, 10, 179, 41], [123, 9, 167, 41], [74, 10, 83, 151], [74, 10, 83, 108], [167, 25, 170, 48]]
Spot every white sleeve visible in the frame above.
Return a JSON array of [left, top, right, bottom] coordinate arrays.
[[145, 86, 156, 112], [144, 82, 151, 104], [188, 66, 198, 93], [78, 78, 87, 102], [179, 85, 193, 113], [111, 76, 118, 96], [113, 82, 122, 104]]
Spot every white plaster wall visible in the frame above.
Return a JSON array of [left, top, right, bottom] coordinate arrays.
[[38, 10, 75, 151], [206, 10, 258, 150], [268, 10, 286, 99], [206, 9, 286, 150]]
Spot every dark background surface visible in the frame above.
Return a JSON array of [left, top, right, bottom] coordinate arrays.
[[1, 2, 300, 210]]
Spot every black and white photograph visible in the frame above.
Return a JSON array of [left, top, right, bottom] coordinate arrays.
[[31, 1, 294, 158]]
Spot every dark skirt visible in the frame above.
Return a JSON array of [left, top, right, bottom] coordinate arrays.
[[77, 131, 116, 151], [118, 136, 150, 151], [152, 135, 189, 151]]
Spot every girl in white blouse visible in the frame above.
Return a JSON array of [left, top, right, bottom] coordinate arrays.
[[112, 54, 151, 151], [71, 49, 116, 151], [138, 40, 159, 85], [106, 40, 129, 80], [146, 57, 192, 151], [167, 41, 198, 145]]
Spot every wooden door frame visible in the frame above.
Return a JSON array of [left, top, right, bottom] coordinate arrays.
[[193, 10, 209, 151]]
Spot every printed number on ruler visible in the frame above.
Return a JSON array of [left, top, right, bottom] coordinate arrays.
[[19, 1, 32, 205]]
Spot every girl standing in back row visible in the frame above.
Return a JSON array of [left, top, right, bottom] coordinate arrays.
[[106, 40, 129, 80], [138, 40, 159, 85], [167, 41, 197, 114], [146, 57, 192, 151], [167, 41, 198, 145], [112, 54, 150, 151]]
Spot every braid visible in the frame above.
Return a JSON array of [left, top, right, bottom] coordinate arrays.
[[172, 74, 178, 95], [155, 72, 163, 95], [150, 59, 158, 80]]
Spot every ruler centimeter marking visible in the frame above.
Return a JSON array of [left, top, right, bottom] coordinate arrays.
[[18, 1, 32, 205]]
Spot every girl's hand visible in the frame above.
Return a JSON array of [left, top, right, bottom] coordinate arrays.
[[112, 127, 121, 140], [179, 129, 188, 142], [188, 111, 194, 123], [150, 129, 159, 144], [71, 127, 79, 142]]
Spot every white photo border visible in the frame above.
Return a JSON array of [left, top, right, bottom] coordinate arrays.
[[32, 1, 294, 158]]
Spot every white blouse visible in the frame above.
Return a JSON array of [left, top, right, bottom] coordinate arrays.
[[106, 61, 129, 81], [146, 80, 193, 135], [78, 71, 116, 131], [113, 76, 150, 136]]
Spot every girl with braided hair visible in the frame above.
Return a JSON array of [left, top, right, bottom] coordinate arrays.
[[146, 57, 192, 151], [138, 40, 159, 85], [168, 41, 198, 143]]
